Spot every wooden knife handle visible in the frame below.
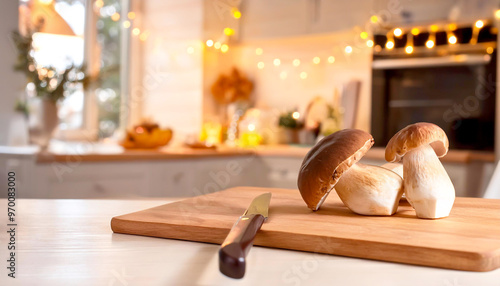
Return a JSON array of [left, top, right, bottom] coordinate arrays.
[[219, 213, 266, 279]]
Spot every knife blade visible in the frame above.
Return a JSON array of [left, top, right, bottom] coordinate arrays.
[[219, 192, 272, 279]]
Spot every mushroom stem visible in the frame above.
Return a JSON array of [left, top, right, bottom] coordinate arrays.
[[335, 163, 404, 215], [403, 144, 455, 219]]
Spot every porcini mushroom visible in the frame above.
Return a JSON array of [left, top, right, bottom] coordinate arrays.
[[297, 129, 404, 215], [385, 122, 455, 219], [381, 163, 404, 178]]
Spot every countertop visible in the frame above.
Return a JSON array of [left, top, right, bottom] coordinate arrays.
[[0, 144, 496, 164], [1, 199, 499, 285]]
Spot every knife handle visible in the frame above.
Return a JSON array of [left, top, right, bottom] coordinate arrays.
[[219, 213, 266, 279]]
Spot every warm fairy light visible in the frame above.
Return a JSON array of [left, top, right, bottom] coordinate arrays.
[[366, 40, 374, 47], [135, 126, 144, 134], [370, 15, 378, 23], [224, 28, 235, 36], [411, 28, 420, 35], [292, 112, 300, 119], [128, 12, 136, 20], [487, 47, 494, 54], [273, 59, 281, 66], [280, 71, 287, 80], [123, 20, 131, 28], [345, 46, 353, 53], [385, 41, 394, 49], [206, 39, 214, 47], [139, 32, 149, 41], [448, 35, 457, 44], [257, 62, 264, 69], [394, 28, 402, 37], [430, 25, 439, 32], [39, 0, 53, 4], [111, 13, 120, 21], [232, 8, 242, 19], [293, 59, 300, 66], [496, 10, 500, 19], [221, 44, 229, 53], [448, 23, 457, 31], [313, 57, 320, 64], [187, 46, 195, 54], [47, 70, 54, 78], [374, 45, 382, 52], [300, 72, 307, 79], [426, 39, 435, 48], [214, 42, 221, 49], [95, 0, 104, 8], [405, 46, 413, 54], [132, 28, 140, 36], [360, 31, 368, 39], [328, 56, 335, 63], [248, 124, 256, 131], [475, 20, 484, 29], [255, 48, 263, 55]]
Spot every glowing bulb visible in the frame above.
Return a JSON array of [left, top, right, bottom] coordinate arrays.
[[430, 25, 439, 32], [405, 46, 413, 54], [366, 40, 374, 47], [206, 39, 214, 47], [248, 123, 256, 131], [123, 20, 130, 28], [111, 13, 120, 21], [374, 45, 382, 52], [345, 46, 353, 53], [132, 28, 140, 36], [292, 59, 300, 67], [300, 72, 307, 79], [385, 41, 394, 49], [187, 46, 195, 54], [214, 42, 221, 49], [139, 32, 149, 41], [255, 48, 263, 55], [224, 28, 235, 36], [370, 15, 378, 23], [280, 71, 287, 80], [328, 56, 335, 63], [411, 28, 420, 35], [232, 8, 242, 19], [94, 0, 104, 8], [394, 28, 402, 37], [273, 59, 281, 66], [292, 112, 300, 119], [475, 20, 484, 29], [313, 57, 320, 64], [257, 62, 264, 69], [221, 44, 229, 53], [128, 12, 136, 20], [448, 23, 457, 31], [360, 31, 368, 39], [448, 35, 457, 44], [426, 40, 435, 48], [487, 47, 494, 54], [496, 10, 500, 19], [39, 0, 53, 4]]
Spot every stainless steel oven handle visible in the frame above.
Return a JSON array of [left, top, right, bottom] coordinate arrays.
[[372, 54, 491, 69]]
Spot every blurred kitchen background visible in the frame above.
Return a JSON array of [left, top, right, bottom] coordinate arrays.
[[0, 0, 499, 199]]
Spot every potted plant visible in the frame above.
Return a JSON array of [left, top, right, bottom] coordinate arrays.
[[278, 111, 304, 144]]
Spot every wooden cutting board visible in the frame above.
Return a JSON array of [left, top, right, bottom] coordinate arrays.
[[111, 187, 500, 272]]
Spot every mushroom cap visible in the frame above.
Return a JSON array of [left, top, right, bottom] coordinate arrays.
[[297, 129, 374, 210], [385, 122, 449, 163]]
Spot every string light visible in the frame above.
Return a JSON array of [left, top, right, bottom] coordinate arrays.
[[257, 62, 264, 69], [139, 31, 149, 41], [95, 0, 104, 8], [132, 28, 140, 36], [255, 48, 263, 55], [313, 57, 320, 64], [187, 46, 194, 54], [221, 44, 229, 53], [128, 12, 136, 20], [411, 28, 420, 35], [374, 45, 382, 52], [487, 47, 494, 54], [405, 33, 414, 54], [214, 42, 221, 49], [232, 8, 241, 19], [394, 28, 402, 37], [300, 72, 307, 79], [496, 10, 500, 19], [273, 59, 281, 66], [111, 13, 120, 21], [345, 46, 353, 53], [224, 28, 235, 36], [280, 71, 287, 80], [292, 112, 300, 119], [370, 15, 378, 23], [292, 59, 300, 67], [123, 20, 130, 28], [430, 25, 439, 32], [475, 20, 484, 29], [206, 39, 214, 47], [386, 41, 394, 49], [405, 46, 413, 54], [360, 32, 368, 39], [448, 35, 457, 44], [448, 23, 457, 31], [426, 39, 435, 48], [328, 56, 335, 63], [366, 40, 374, 47]]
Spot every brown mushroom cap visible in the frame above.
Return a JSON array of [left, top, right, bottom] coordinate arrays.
[[385, 122, 449, 163], [297, 129, 374, 210]]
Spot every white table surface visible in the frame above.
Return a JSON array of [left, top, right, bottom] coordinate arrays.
[[1, 199, 499, 286]]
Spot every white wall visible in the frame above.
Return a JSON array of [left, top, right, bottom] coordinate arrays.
[[0, 1, 25, 145]]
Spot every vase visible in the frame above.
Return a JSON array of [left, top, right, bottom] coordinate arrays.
[[28, 97, 59, 150]]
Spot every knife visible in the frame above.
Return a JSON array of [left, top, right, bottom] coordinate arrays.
[[219, 192, 272, 279]]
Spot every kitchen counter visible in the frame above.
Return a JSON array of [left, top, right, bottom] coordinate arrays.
[[1, 198, 499, 285]]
